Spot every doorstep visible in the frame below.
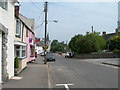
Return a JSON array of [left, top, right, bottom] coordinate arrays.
[[14, 66, 27, 76]]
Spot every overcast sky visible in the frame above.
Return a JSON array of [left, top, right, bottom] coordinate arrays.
[[19, 2, 118, 42]]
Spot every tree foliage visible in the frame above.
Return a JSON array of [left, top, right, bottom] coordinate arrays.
[[108, 35, 120, 51], [69, 32, 106, 54], [50, 40, 67, 53]]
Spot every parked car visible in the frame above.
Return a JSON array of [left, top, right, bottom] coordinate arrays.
[[65, 52, 73, 58], [45, 54, 55, 62]]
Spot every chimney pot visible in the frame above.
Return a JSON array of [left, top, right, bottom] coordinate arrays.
[[15, 6, 19, 17], [102, 31, 106, 36]]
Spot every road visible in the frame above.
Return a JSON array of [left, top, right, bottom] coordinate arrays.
[[48, 54, 118, 88], [2, 55, 118, 89]]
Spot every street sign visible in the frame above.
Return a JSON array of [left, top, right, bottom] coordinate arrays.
[[42, 44, 48, 50]]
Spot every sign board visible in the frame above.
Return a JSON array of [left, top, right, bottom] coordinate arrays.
[[29, 38, 32, 43], [42, 44, 48, 50]]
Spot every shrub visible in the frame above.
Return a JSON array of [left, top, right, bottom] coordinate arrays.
[[14, 56, 19, 68]]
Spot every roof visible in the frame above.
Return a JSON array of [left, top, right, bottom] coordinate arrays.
[[19, 13, 35, 33], [103, 33, 117, 40], [35, 41, 43, 46]]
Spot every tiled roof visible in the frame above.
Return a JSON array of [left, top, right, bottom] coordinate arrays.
[[19, 13, 34, 33]]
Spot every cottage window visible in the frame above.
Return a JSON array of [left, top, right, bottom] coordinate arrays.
[[0, 0, 8, 10], [16, 46, 20, 57], [22, 46, 26, 57], [16, 19, 21, 37], [16, 45, 26, 58]]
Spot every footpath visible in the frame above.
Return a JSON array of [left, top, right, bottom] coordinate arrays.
[[83, 58, 119, 67], [2, 55, 49, 89], [102, 59, 120, 67]]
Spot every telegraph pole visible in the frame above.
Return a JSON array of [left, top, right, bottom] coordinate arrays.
[[91, 26, 94, 33], [44, 1, 48, 64]]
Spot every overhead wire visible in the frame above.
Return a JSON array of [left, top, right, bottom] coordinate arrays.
[[49, 2, 116, 19]]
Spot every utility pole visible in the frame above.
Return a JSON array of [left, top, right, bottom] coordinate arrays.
[[44, 1, 48, 64], [91, 26, 94, 33]]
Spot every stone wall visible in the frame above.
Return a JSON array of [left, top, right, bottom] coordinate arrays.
[[74, 52, 120, 59]]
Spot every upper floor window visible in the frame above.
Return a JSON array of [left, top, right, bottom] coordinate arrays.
[[0, 0, 8, 10], [26, 28, 28, 37], [16, 19, 21, 37]]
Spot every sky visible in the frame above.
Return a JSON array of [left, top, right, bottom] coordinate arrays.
[[19, 1, 118, 42]]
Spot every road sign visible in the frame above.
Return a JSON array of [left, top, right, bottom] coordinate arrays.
[[42, 44, 48, 50]]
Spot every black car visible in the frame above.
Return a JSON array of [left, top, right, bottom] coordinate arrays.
[[45, 54, 55, 62]]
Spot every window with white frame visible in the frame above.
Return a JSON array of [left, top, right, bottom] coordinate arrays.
[[0, 0, 8, 10], [16, 19, 21, 37], [16, 45, 26, 58]]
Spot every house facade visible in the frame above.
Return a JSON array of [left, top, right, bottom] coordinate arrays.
[[35, 38, 43, 55], [0, 0, 17, 83], [14, 6, 35, 74]]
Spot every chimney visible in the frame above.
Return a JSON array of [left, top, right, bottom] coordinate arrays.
[[15, 6, 19, 17], [102, 31, 106, 36]]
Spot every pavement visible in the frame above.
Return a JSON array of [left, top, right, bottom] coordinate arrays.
[[2, 55, 49, 88], [81, 58, 119, 68]]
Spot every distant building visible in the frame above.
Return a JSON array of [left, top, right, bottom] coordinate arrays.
[[35, 38, 44, 55], [102, 31, 117, 40]]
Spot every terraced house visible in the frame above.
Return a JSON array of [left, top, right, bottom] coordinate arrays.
[[0, 0, 17, 83], [14, 6, 35, 75]]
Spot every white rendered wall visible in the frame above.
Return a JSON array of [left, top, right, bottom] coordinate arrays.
[[0, 2, 15, 79]]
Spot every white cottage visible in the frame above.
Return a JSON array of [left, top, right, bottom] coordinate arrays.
[[0, 0, 17, 83]]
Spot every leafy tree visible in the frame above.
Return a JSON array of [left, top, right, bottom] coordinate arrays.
[[69, 34, 81, 52], [50, 40, 67, 53], [50, 40, 58, 52], [108, 35, 120, 51], [69, 32, 106, 54]]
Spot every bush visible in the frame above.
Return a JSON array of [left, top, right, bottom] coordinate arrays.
[[14, 57, 19, 68], [108, 35, 120, 51], [113, 50, 120, 53]]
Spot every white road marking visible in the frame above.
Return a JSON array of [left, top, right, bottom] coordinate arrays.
[[56, 84, 74, 90], [47, 64, 52, 88]]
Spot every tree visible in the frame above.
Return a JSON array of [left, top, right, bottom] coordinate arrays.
[[69, 34, 81, 52], [108, 35, 120, 51], [50, 40, 58, 52], [69, 32, 106, 54], [50, 40, 67, 53]]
